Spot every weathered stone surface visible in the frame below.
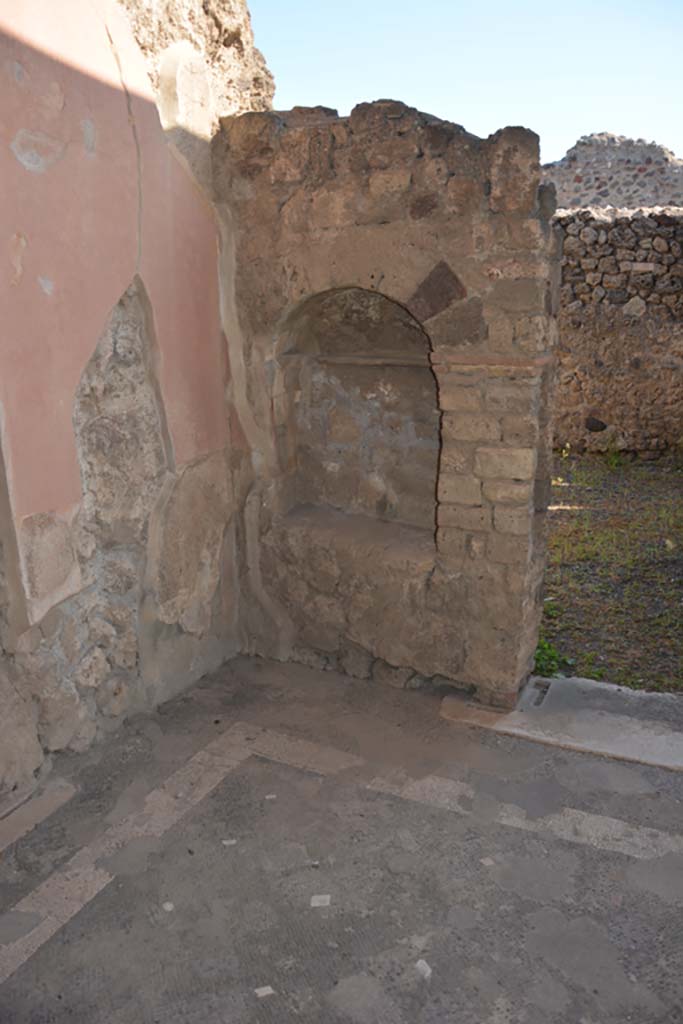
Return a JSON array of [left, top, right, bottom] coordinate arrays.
[[74, 279, 173, 547], [261, 507, 469, 683], [213, 99, 556, 708], [139, 451, 239, 705], [0, 665, 43, 792], [18, 511, 80, 621], [372, 660, 415, 689], [339, 642, 373, 680], [145, 451, 232, 634], [120, 0, 273, 123], [4, 277, 242, 782]]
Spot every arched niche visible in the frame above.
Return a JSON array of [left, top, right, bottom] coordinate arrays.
[[276, 287, 440, 533]]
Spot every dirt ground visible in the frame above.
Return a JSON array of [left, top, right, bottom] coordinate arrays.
[[541, 451, 683, 693]]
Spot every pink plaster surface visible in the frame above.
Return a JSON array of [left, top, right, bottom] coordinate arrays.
[[0, 0, 227, 520]]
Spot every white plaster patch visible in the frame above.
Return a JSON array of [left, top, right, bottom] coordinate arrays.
[[415, 959, 432, 980], [10, 61, 26, 84], [310, 894, 331, 907], [10, 129, 65, 174], [81, 118, 96, 155], [9, 232, 27, 284], [43, 82, 65, 114], [254, 986, 275, 998], [162, 902, 174, 912]]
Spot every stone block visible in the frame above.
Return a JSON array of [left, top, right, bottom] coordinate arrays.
[[407, 261, 467, 322], [474, 447, 536, 480], [339, 642, 373, 679], [489, 278, 546, 314], [484, 379, 537, 415], [512, 315, 549, 355], [502, 415, 538, 445], [438, 385, 482, 412], [439, 444, 475, 475], [442, 413, 501, 442], [494, 506, 531, 536], [484, 313, 515, 350], [482, 480, 533, 505], [145, 451, 232, 636], [438, 504, 491, 531], [436, 527, 468, 563], [426, 297, 488, 348], [73, 647, 110, 690], [437, 474, 482, 506], [19, 512, 81, 618], [487, 126, 540, 214]]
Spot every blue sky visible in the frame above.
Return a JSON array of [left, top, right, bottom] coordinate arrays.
[[248, 0, 682, 164]]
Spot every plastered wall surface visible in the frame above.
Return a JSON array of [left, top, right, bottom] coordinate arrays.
[[0, 0, 264, 791]]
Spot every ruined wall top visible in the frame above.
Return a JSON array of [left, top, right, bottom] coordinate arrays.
[[119, 0, 273, 119], [213, 101, 556, 352], [543, 133, 683, 209]]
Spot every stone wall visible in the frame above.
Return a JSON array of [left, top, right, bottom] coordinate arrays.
[[1, 4, 560, 795], [544, 134, 683, 209], [213, 101, 559, 710], [554, 208, 683, 452], [0, 0, 267, 795]]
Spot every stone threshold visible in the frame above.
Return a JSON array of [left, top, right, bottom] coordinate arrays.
[[441, 675, 683, 772]]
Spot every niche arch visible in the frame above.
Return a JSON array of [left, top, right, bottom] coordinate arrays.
[[275, 287, 441, 533]]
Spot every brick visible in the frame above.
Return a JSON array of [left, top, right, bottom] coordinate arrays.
[[474, 447, 536, 480], [442, 413, 501, 442], [494, 506, 531, 536], [438, 504, 491, 531], [437, 474, 481, 505], [482, 480, 532, 505]]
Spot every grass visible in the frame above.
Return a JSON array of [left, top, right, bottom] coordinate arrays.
[[540, 450, 683, 693]]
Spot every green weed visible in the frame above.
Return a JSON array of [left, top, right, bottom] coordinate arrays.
[[534, 637, 562, 677]]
